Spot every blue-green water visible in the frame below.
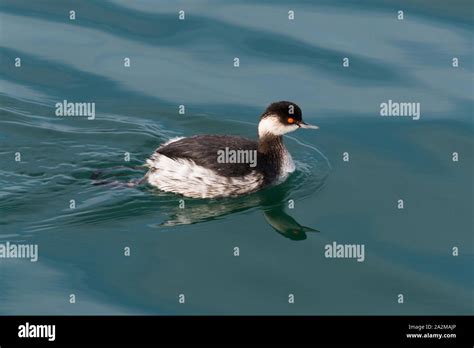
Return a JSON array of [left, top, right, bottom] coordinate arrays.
[[0, 0, 473, 315]]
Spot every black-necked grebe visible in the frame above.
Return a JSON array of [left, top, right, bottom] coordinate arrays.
[[144, 101, 318, 198]]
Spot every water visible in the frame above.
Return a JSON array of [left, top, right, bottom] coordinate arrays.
[[0, 0, 473, 315]]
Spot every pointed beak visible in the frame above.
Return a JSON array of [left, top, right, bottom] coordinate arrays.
[[298, 121, 319, 129]]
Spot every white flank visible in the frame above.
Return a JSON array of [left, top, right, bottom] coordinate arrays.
[[145, 153, 264, 199]]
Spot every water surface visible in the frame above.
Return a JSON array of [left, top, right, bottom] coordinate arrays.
[[0, 0, 473, 314]]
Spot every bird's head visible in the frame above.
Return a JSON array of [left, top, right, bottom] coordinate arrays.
[[258, 101, 318, 138]]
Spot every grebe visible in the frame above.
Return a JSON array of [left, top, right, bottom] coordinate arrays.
[[144, 101, 318, 198]]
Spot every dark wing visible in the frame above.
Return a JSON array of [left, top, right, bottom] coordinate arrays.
[[156, 135, 259, 177]]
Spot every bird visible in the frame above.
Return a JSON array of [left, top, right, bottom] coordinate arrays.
[[144, 101, 318, 199]]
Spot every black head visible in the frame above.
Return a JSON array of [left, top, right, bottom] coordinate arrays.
[[262, 101, 303, 124], [258, 101, 318, 137]]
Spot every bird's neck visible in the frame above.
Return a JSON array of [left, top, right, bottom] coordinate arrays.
[[257, 134, 287, 184], [258, 134, 285, 155]]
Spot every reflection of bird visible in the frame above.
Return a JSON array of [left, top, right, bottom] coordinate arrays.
[[263, 208, 319, 241], [144, 101, 318, 198], [156, 173, 321, 241], [157, 197, 319, 241]]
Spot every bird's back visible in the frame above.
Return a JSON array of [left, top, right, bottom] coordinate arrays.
[[145, 135, 267, 198], [155, 135, 259, 177]]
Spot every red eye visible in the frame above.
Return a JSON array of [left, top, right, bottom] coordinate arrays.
[[287, 117, 294, 124]]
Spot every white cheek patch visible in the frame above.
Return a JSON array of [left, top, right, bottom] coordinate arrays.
[[258, 115, 298, 137]]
